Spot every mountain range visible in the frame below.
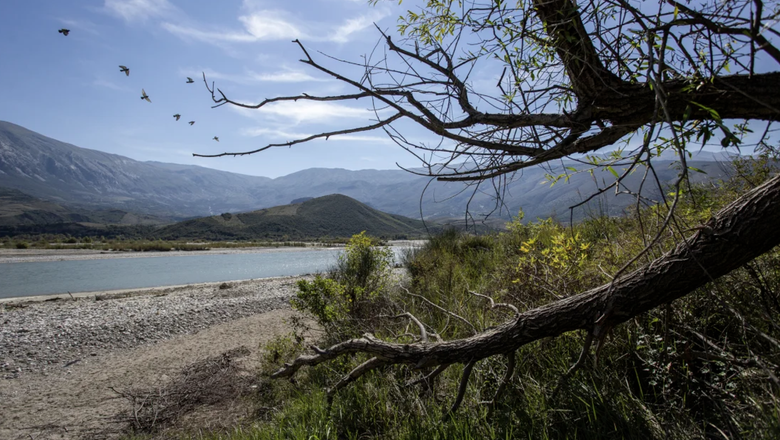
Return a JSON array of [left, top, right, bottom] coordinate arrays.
[[0, 120, 737, 224]]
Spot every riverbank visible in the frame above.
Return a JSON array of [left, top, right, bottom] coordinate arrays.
[[0, 245, 338, 264], [0, 276, 312, 439]]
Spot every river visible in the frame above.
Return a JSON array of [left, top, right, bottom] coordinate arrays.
[[0, 245, 419, 299], [0, 248, 349, 299]]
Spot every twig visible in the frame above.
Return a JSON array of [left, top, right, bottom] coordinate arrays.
[[447, 360, 476, 417], [469, 290, 520, 318], [327, 356, 387, 400], [385, 312, 429, 342], [400, 285, 477, 334]]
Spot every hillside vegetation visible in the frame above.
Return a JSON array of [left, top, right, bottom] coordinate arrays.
[[156, 194, 430, 241], [154, 156, 780, 440]]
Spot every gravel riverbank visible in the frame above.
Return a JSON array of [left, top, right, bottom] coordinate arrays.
[[0, 276, 306, 379], [0, 276, 312, 439]]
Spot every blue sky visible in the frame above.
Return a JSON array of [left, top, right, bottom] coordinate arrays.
[[0, 0, 424, 178]]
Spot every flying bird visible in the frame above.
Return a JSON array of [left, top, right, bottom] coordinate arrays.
[[58, 29, 70, 36], [186, 77, 194, 83], [213, 136, 219, 142], [173, 114, 181, 121], [119, 65, 129, 76], [140, 89, 151, 103], [188, 121, 195, 125]]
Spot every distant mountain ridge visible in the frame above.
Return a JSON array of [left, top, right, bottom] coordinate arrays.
[[0, 120, 737, 223]]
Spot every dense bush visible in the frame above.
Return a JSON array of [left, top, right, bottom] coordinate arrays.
[[292, 231, 393, 340]]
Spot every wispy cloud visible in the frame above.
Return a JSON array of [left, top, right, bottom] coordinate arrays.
[[161, 22, 257, 43], [194, 67, 328, 85], [242, 127, 393, 144], [164, 7, 390, 46], [256, 101, 378, 124], [104, 0, 176, 23], [238, 10, 307, 40], [163, 10, 306, 44], [328, 10, 389, 43]]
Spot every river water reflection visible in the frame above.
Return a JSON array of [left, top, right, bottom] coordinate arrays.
[[0, 248, 348, 299]]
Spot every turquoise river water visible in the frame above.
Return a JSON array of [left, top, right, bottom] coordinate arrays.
[[0, 248, 347, 299]]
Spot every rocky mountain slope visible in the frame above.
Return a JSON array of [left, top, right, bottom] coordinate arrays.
[[0, 120, 735, 223]]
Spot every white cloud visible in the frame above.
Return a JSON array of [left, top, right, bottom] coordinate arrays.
[[104, 0, 175, 22], [163, 10, 305, 43], [257, 101, 377, 123], [242, 127, 393, 144], [164, 7, 390, 46], [238, 11, 307, 40], [328, 10, 389, 43], [195, 68, 328, 84], [162, 23, 257, 43], [242, 127, 311, 138]]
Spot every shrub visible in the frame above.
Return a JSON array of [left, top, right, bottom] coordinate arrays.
[[15, 241, 29, 249], [292, 275, 348, 327], [293, 231, 393, 338], [330, 231, 393, 303]]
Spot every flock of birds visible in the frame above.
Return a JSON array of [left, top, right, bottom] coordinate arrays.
[[58, 28, 221, 143]]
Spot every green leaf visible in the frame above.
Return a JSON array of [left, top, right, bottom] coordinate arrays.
[[607, 166, 619, 179], [690, 101, 721, 122], [682, 105, 692, 123]]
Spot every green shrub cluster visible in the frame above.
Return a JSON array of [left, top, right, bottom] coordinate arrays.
[[292, 231, 393, 340]]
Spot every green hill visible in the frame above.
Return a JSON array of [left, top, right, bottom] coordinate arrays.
[[0, 187, 170, 230], [156, 194, 431, 241]]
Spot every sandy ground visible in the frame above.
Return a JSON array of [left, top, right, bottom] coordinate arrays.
[[0, 280, 314, 440]]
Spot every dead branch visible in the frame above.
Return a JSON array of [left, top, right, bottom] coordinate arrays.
[[448, 360, 476, 416], [469, 290, 521, 317]]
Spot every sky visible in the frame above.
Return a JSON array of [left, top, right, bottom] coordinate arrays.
[[0, 0, 424, 178]]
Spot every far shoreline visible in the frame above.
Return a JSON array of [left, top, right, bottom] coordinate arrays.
[[0, 240, 422, 264], [0, 244, 343, 264]]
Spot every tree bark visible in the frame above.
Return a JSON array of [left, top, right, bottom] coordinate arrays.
[[274, 172, 780, 378]]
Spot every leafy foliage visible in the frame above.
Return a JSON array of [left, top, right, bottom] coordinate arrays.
[[292, 231, 394, 339]]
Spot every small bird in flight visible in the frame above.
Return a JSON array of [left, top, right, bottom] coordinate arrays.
[[141, 89, 151, 103], [173, 114, 181, 121], [188, 121, 195, 125], [58, 29, 70, 36], [119, 65, 129, 76], [213, 136, 219, 142], [186, 77, 194, 83]]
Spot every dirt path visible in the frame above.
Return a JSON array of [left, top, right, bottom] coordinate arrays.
[[0, 308, 308, 440]]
